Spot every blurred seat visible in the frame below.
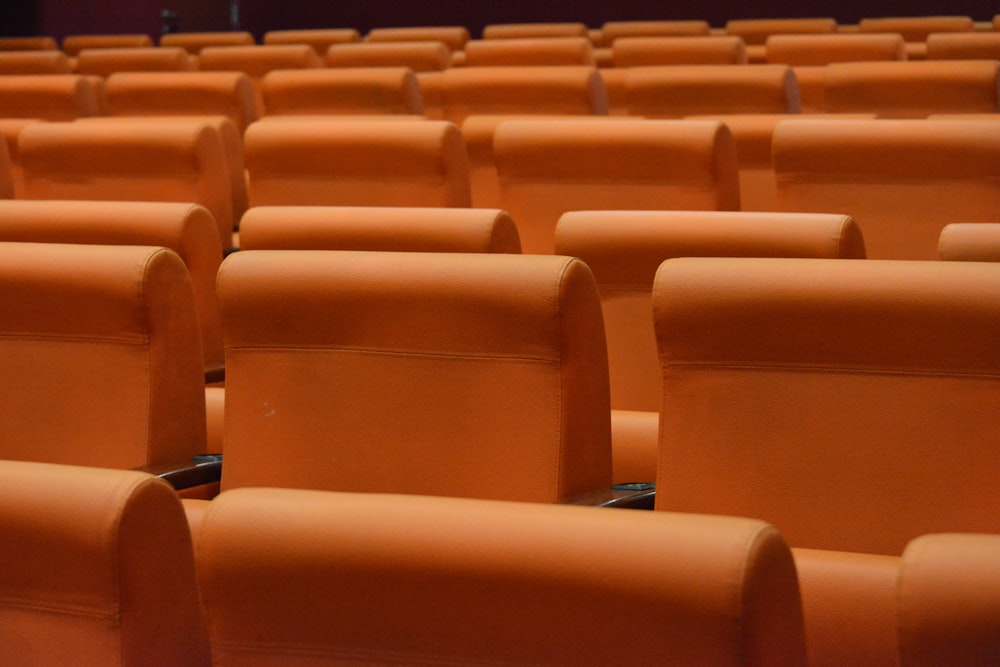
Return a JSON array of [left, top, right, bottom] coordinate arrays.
[[823, 60, 1000, 117], [938, 223, 1000, 261], [0, 36, 58, 51], [463, 37, 595, 66], [238, 205, 520, 252], [653, 256, 1000, 666], [0, 138, 11, 199], [0, 118, 41, 195], [62, 33, 153, 55], [897, 533, 1000, 667], [326, 40, 451, 72], [244, 118, 470, 207], [612, 36, 748, 66], [858, 15, 974, 59], [197, 487, 806, 666], [598, 20, 711, 47], [160, 30, 255, 54], [773, 119, 1000, 259], [261, 67, 423, 115], [556, 210, 865, 483], [365, 26, 469, 52], [198, 44, 322, 113], [482, 22, 589, 40], [75, 46, 196, 76], [926, 31, 1000, 60], [494, 119, 740, 253], [0, 74, 101, 120], [0, 460, 209, 667], [725, 17, 838, 62], [263, 27, 361, 51], [0, 50, 73, 74], [625, 64, 800, 117]]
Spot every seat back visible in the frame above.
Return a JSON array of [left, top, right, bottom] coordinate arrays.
[[773, 119, 1000, 259], [0, 460, 209, 666], [626, 64, 800, 117], [599, 20, 711, 46], [0, 118, 41, 196], [464, 37, 595, 66], [938, 223, 1000, 261], [244, 118, 471, 207], [239, 206, 520, 252], [0, 138, 11, 199], [262, 67, 423, 115], [160, 31, 255, 54], [198, 487, 806, 667], [823, 60, 1000, 117], [365, 26, 470, 52], [105, 71, 259, 131], [0, 51, 73, 74], [0, 36, 58, 51], [926, 32, 1000, 60], [897, 533, 1000, 667], [0, 242, 205, 468], [482, 22, 589, 39], [62, 33, 153, 55], [439, 65, 608, 124], [725, 17, 839, 45], [326, 40, 451, 72], [612, 36, 748, 66], [76, 46, 195, 76], [765, 33, 907, 65], [0, 200, 224, 371], [263, 28, 361, 51], [0, 74, 101, 120], [495, 119, 740, 253], [653, 257, 1000, 555], [19, 118, 236, 250], [217, 250, 611, 501], [198, 43, 321, 77], [858, 15, 974, 41]]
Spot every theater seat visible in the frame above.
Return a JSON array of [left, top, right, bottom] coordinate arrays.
[[160, 31, 255, 54], [62, 33, 153, 55], [197, 487, 806, 666], [598, 20, 712, 46], [263, 28, 361, 51], [0, 51, 74, 74], [0, 460, 209, 666], [326, 40, 451, 72], [938, 223, 1000, 261], [75, 46, 196, 76], [612, 36, 747, 66], [0, 74, 102, 120], [463, 37, 595, 66], [261, 67, 424, 115], [365, 25, 470, 52]]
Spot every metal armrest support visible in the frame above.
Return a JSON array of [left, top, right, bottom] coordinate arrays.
[[560, 483, 656, 509], [135, 454, 222, 491]]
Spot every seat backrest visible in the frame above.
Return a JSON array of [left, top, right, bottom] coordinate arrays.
[[76, 46, 195, 76], [773, 119, 1000, 259], [556, 211, 865, 414], [482, 22, 589, 39], [725, 17, 839, 45], [0, 36, 58, 51], [261, 67, 423, 115], [464, 37, 595, 66], [494, 119, 740, 253], [612, 36, 748, 66], [160, 31, 255, 54], [0, 137, 12, 199], [439, 65, 608, 124], [653, 257, 1000, 555], [858, 15, 975, 42], [0, 74, 101, 120], [244, 118, 471, 207], [62, 33, 153, 55], [197, 487, 806, 667], [897, 533, 1000, 667], [105, 71, 259, 131], [765, 33, 907, 65], [823, 60, 1000, 117], [938, 223, 1000, 261], [217, 250, 611, 501], [0, 242, 206, 468], [0, 118, 41, 196], [326, 40, 451, 72], [19, 118, 236, 250], [198, 43, 321, 77], [0, 50, 73, 74], [926, 32, 1000, 60], [599, 20, 711, 46], [365, 26, 470, 52], [626, 64, 801, 117], [239, 205, 520, 252], [0, 200, 224, 371], [263, 28, 361, 51], [0, 460, 209, 666]]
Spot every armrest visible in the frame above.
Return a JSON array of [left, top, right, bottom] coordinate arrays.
[[560, 483, 656, 509], [135, 454, 222, 491]]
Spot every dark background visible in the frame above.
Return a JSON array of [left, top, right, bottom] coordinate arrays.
[[2, 1, 998, 40]]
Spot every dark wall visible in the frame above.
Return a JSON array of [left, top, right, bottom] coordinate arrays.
[[37, 0, 160, 41]]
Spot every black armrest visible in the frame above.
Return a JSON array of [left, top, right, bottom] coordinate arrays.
[[135, 454, 222, 491], [560, 483, 656, 509]]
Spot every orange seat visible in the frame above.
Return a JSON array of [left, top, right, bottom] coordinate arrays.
[[198, 44, 322, 113], [238, 205, 520, 252], [481, 22, 589, 40], [823, 60, 1000, 117], [244, 118, 470, 207], [160, 30, 255, 54], [765, 33, 907, 64], [598, 20, 711, 47], [859, 16, 974, 59], [625, 64, 800, 117], [439, 65, 607, 124], [0, 460, 209, 666], [494, 119, 740, 253], [773, 119, 1000, 259], [463, 37, 595, 66], [197, 487, 806, 666], [0, 36, 58, 51], [938, 223, 1000, 261], [326, 40, 451, 72], [261, 67, 423, 115], [0, 242, 206, 468], [19, 119, 236, 251], [926, 31, 1000, 60], [653, 256, 1000, 666], [0, 74, 101, 120], [0, 50, 73, 74], [75, 46, 196, 76], [263, 27, 361, 51], [365, 26, 469, 52], [0, 118, 41, 195], [62, 33, 153, 55], [612, 36, 748, 66], [555, 211, 865, 484], [897, 533, 1000, 666], [726, 17, 838, 62]]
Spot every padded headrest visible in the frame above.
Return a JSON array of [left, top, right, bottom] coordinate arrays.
[[613, 36, 747, 66], [938, 223, 1000, 262], [600, 20, 711, 45], [365, 26, 470, 52], [441, 66, 608, 116], [481, 22, 588, 39], [105, 71, 259, 130], [76, 47, 194, 76], [926, 32, 1000, 60], [764, 33, 906, 65], [62, 33, 153, 55], [199, 44, 321, 75], [326, 41, 451, 71], [0, 50, 73, 74], [0, 74, 100, 119], [725, 17, 838, 44], [626, 65, 801, 115], [464, 37, 595, 66], [159, 31, 255, 54], [263, 28, 361, 49], [261, 67, 423, 115], [858, 15, 975, 41]]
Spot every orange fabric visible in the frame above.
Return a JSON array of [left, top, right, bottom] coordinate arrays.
[[773, 118, 1000, 259], [626, 64, 801, 117], [0, 36, 58, 51], [365, 26, 470, 52], [765, 33, 907, 65], [263, 28, 361, 51], [482, 22, 588, 39], [62, 33, 152, 55], [898, 533, 1000, 666], [239, 205, 520, 252], [0, 51, 73, 74], [926, 32, 1000, 60], [598, 67, 629, 114], [0, 74, 101, 120], [160, 31, 255, 54], [464, 37, 595, 66], [217, 251, 611, 501], [0, 138, 11, 199], [938, 223, 1000, 261], [495, 119, 740, 253], [792, 65, 827, 112], [725, 17, 838, 45], [0, 243, 206, 468], [613, 36, 747, 66], [858, 16, 975, 42], [654, 257, 1000, 555], [0, 461, 209, 667], [599, 20, 711, 46], [75, 46, 194, 76], [197, 488, 806, 666], [326, 41, 451, 72], [0, 118, 41, 196], [198, 44, 321, 77], [262, 67, 423, 115], [244, 118, 471, 207]]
